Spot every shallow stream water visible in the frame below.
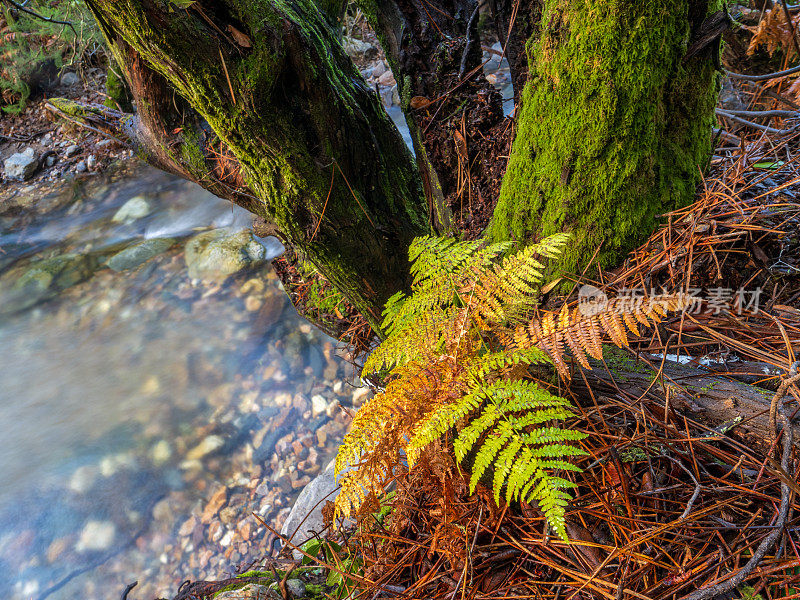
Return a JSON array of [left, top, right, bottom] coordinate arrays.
[[0, 165, 359, 600]]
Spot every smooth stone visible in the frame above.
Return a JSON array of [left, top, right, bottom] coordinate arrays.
[[112, 195, 152, 223], [106, 237, 174, 271], [75, 520, 116, 552], [69, 465, 99, 494], [184, 228, 265, 281], [75, 160, 87, 173], [286, 579, 306, 598], [64, 144, 80, 158], [343, 36, 375, 59], [45, 154, 57, 167], [352, 387, 371, 406], [150, 440, 172, 466], [99, 452, 136, 477], [3, 148, 38, 181], [372, 61, 387, 79], [311, 394, 327, 418], [378, 70, 396, 87], [60, 71, 80, 86], [2, 253, 95, 313], [186, 434, 225, 460], [280, 461, 342, 557]]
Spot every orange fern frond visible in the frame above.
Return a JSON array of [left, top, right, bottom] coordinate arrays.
[[516, 294, 691, 379]]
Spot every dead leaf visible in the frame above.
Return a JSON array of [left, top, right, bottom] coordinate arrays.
[[410, 96, 432, 109], [564, 521, 605, 572], [227, 24, 252, 48]]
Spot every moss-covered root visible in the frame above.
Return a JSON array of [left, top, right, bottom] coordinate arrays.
[[490, 0, 721, 275]]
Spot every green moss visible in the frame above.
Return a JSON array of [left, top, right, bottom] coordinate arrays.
[[236, 570, 274, 579], [490, 0, 721, 276], [602, 345, 653, 377], [212, 583, 248, 596], [104, 64, 133, 111]]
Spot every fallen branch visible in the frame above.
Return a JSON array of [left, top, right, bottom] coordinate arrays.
[[574, 354, 800, 451]]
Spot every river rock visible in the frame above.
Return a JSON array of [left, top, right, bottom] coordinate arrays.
[[75, 160, 87, 173], [69, 465, 99, 494], [352, 386, 371, 406], [378, 70, 396, 87], [112, 195, 152, 222], [311, 394, 327, 418], [186, 434, 225, 460], [75, 520, 116, 552], [184, 228, 266, 281], [107, 237, 174, 271], [280, 460, 340, 554], [2, 253, 95, 313], [286, 579, 306, 598], [343, 36, 376, 59], [201, 486, 228, 523], [215, 584, 280, 600], [60, 71, 80, 86], [150, 440, 172, 466], [64, 144, 80, 158], [372, 61, 387, 79], [4, 148, 38, 181]]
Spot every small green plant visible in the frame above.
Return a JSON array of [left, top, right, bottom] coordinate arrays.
[[301, 539, 363, 600]]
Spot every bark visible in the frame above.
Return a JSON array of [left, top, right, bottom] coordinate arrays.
[[573, 354, 800, 451], [83, 0, 430, 331], [490, 0, 723, 275]]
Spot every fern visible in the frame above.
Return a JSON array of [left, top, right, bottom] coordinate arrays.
[[335, 234, 688, 540]]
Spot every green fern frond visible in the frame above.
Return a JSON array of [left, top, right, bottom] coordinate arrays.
[[465, 347, 550, 382], [363, 305, 457, 375]]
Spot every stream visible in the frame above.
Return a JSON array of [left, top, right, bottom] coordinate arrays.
[[0, 164, 361, 600]]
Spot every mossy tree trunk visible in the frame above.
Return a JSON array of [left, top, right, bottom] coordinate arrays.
[[84, 0, 429, 331], [490, 0, 722, 274]]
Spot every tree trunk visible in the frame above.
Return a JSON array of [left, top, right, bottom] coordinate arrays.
[[490, 0, 723, 274], [84, 0, 430, 331]]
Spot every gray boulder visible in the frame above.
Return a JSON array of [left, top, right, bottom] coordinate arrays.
[[285, 579, 306, 598], [4, 148, 38, 181], [280, 460, 340, 555], [60, 71, 80, 86], [1, 253, 96, 313], [184, 229, 265, 281], [106, 238, 174, 272]]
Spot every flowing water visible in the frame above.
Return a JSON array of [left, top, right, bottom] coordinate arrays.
[[0, 164, 359, 600]]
